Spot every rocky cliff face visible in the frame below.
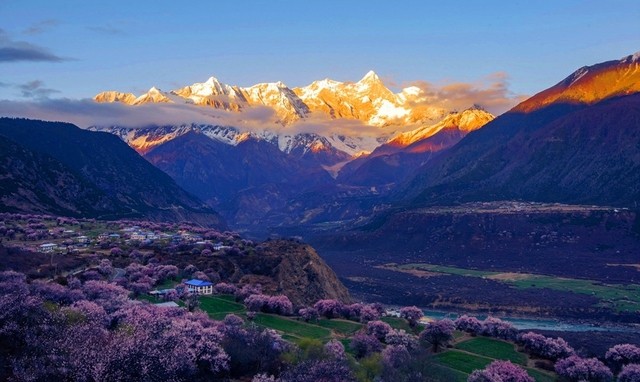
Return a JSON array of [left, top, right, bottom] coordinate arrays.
[[258, 240, 351, 306], [185, 239, 351, 307]]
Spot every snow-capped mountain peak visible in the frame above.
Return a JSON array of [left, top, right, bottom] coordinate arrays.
[[132, 87, 175, 105], [624, 50, 640, 63], [387, 107, 495, 147], [360, 70, 380, 83], [93, 91, 136, 104], [94, 71, 452, 128]]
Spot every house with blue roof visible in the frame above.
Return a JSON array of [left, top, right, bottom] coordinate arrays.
[[184, 279, 213, 295]]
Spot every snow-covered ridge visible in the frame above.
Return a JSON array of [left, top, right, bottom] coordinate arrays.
[[94, 71, 445, 128], [89, 123, 373, 159], [92, 72, 496, 158], [387, 107, 495, 147]]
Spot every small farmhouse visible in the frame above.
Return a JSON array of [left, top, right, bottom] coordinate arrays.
[[184, 279, 213, 295], [39, 243, 58, 253], [213, 242, 230, 251], [130, 232, 146, 241]]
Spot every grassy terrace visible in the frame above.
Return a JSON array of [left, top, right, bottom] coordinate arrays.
[[436, 346, 555, 382], [199, 295, 246, 320], [315, 319, 362, 336], [434, 350, 492, 375], [389, 263, 640, 312], [380, 316, 416, 333], [454, 337, 527, 365], [252, 314, 332, 341], [195, 295, 334, 341]]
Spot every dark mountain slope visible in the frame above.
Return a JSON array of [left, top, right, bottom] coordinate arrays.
[[144, 130, 335, 224], [0, 135, 112, 216], [0, 118, 224, 227], [402, 95, 640, 207], [337, 108, 493, 188], [337, 128, 468, 187], [399, 53, 640, 207]]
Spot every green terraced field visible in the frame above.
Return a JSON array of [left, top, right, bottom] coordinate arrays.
[[252, 313, 332, 340], [380, 316, 422, 334], [199, 295, 246, 316], [316, 319, 362, 335], [455, 337, 527, 365], [526, 368, 556, 382], [434, 349, 555, 382], [434, 350, 493, 374]]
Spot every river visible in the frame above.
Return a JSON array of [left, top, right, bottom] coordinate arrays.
[[420, 309, 635, 332]]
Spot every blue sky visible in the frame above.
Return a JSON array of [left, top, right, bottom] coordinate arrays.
[[1, 0, 639, 103]]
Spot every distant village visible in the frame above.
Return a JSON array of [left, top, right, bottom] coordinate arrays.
[[0, 213, 246, 280], [34, 225, 231, 255]]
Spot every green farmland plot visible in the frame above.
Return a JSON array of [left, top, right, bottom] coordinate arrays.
[[252, 313, 332, 341], [434, 350, 493, 374], [390, 263, 640, 312], [526, 368, 556, 382], [316, 319, 362, 336], [380, 316, 422, 334], [455, 337, 527, 365], [509, 276, 640, 312], [199, 295, 246, 317], [434, 349, 554, 382]]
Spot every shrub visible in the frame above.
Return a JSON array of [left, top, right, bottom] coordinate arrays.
[[382, 345, 410, 369], [350, 332, 383, 358], [618, 364, 640, 382], [419, 319, 454, 353], [279, 359, 356, 382], [555, 355, 613, 382], [314, 299, 344, 319], [214, 282, 237, 295], [324, 339, 346, 360], [299, 307, 319, 322], [605, 344, 640, 374], [455, 315, 482, 335], [366, 320, 392, 341], [518, 331, 574, 360], [399, 306, 423, 327], [468, 360, 533, 382], [244, 294, 293, 316], [481, 317, 517, 340], [385, 329, 420, 352]]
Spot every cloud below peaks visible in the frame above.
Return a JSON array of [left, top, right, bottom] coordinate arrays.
[[406, 72, 527, 115]]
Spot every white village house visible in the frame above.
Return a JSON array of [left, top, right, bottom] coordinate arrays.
[[213, 242, 230, 251], [184, 279, 213, 295], [39, 243, 58, 253]]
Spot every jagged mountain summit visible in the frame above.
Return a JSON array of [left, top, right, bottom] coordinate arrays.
[[514, 51, 640, 113], [382, 106, 495, 152], [94, 71, 446, 127], [89, 124, 354, 165], [335, 107, 495, 187], [93, 71, 498, 160]]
